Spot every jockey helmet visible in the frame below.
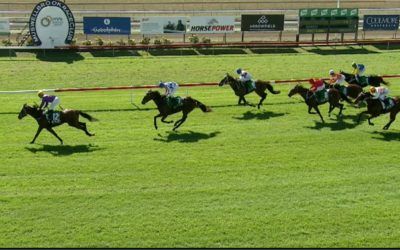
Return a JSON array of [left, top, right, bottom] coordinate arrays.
[[351, 62, 357, 68], [38, 91, 44, 98], [369, 87, 376, 94], [158, 81, 165, 88], [308, 78, 315, 84], [329, 69, 335, 75], [236, 68, 242, 74]]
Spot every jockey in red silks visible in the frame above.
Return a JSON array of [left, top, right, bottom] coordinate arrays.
[[309, 78, 325, 92]]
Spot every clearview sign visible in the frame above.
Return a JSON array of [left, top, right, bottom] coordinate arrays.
[[363, 15, 399, 31], [83, 17, 131, 35], [189, 16, 235, 33]]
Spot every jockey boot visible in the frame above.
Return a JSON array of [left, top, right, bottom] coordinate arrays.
[[48, 110, 54, 123]]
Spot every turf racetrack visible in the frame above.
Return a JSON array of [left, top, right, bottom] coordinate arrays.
[[1, 46, 400, 247]]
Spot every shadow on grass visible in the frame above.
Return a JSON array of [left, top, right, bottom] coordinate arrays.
[[372, 44, 400, 51], [304, 113, 362, 131], [154, 130, 221, 143], [197, 48, 247, 55], [90, 50, 140, 57], [0, 49, 17, 57], [25, 143, 103, 156], [233, 110, 286, 120], [250, 48, 299, 54], [308, 48, 378, 55], [147, 49, 198, 56], [371, 130, 400, 141], [35, 51, 85, 64]]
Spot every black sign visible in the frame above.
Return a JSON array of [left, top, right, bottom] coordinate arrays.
[[29, 0, 75, 46], [241, 15, 284, 31], [299, 9, 359, 34], [363, 15, 399, 31]]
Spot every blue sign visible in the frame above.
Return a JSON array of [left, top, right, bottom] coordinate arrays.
[[83, 17, 131, 35], [363, 15, 399, 31]]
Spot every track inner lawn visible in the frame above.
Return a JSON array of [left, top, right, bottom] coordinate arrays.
[[1, 46, 400, 247]]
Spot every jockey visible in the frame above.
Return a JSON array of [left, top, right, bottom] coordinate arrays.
[[351, 62, 366, 83], [370, 86, 389, 101], [38, 91, 60, 122], [308, 78, 326, 102], [236, 68, 253, 83], [158, 81, 180, 108], [159, 81, 179, 97], [329, 69, 345, 86], [309, 78, 325, 92]]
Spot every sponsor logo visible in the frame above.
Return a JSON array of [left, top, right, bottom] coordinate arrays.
[[257, 16, 269, 24], [40, 16, 63, 27], [104, 18, 110, 25], [190, 25, 234, 32], [29, 0, 75, 46]]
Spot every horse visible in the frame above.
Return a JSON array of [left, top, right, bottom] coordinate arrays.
[[288, 84, 343, 123], [218, 73, 280, 109], [324, 81, 363, 104], [141, 90, 212, 131], [354, 92, 400, 130], [18, 104, 97, 145], [340, 70, 389, 87]]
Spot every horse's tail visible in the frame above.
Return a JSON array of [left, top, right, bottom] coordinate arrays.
[[79, 111, 98, 122], [264, 82, 281, 94], [192, 98, 212, 112]]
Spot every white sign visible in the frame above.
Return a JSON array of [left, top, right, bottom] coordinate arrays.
[[140, 17, 187, 34], [0, 19, 10, 34], [189, 16, 235, 33], [29, 1, 75, 48]]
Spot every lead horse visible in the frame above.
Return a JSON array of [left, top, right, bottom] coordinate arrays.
[[219, 74, 280, 109], [18, 104, 97, 144]]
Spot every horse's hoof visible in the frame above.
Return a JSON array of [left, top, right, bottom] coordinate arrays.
[[30, 141, 34, 144], [383, 126, 389, 130]]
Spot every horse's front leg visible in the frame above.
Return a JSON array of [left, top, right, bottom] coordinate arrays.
[[243, 96, 255, 107], [46, 127, 63, 145], [328, 104, 334, 117], [30, 127, 43, 144], [161, 116, 173, 124], [308, 105, 316, 114], [314, 105, 325, 123], [368, 114, 379, 126], [357, 111, 369, 124], [154, 114, 162, 130]]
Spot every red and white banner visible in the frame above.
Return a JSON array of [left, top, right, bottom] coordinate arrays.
[[189, 16, 235, 33]]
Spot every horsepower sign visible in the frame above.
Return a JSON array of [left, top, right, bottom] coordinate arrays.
[[83, 17, 131, 35], [241, 15, 284, 31], [363, 15, 399, 31], [189, 16, 235, 33]]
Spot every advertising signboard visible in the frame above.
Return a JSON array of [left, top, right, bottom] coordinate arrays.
[[29, 0, 75, 48], [241, 15, 284, 31], [83, 17, 131, 35], [140, 17, 187, 34], [299, 8, 358, 34], [189, 16, 235, 33], [363, 15, 399, 31]]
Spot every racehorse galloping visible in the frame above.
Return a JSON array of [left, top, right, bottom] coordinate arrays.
[[18, 104, 97, 144], [340, 70, 389, 87], [355, 92, 400, 130], [219, 73, 280, 109], [288, 84, 343, 123], [325, 82, 363, 104], [141, 90, 212, 131]]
